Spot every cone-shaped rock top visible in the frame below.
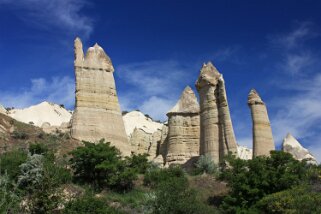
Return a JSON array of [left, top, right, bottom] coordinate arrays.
[[248, 89, 264, 105], [74, 37, 114, 72], [167, 86, 199, 115], [283, 133, 302, 148], [195, 62, 221, 90]]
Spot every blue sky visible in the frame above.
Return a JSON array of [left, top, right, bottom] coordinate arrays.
[[1, 0, 321, 161]]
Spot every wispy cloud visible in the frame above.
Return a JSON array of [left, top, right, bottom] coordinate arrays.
[[0, 76, 75, 109], [117, 60, 198, 121], [0, 0, 93, 38]]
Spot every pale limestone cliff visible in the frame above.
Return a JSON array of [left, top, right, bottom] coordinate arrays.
[[195, 62, 237, 164], [71, 37, 130, 156], [237, 145, 253, 160], [282, 133, 318, 165], [248, 89, 275, 157], [166, 86, 200, 165]]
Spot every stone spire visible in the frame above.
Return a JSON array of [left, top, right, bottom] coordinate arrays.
[[195, 62, 237, 164], [71, 37, 130, 156], [166, 86, 200, 165], [248, 89, 275, 157]]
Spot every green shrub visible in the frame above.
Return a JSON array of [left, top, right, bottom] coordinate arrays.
[[64, 195, 123, 214], [0, 173, 20, 213], [194, 155, 219, 175], [144, 165, 186, 188], [255, 185, 321, 213], [126, 153, 150, 174], [0, 150, 28, 180], [11, 130, 28, 139], [70, 140, 137, 191], [220, 151, 310, 213], [29, 143, 49, 155]]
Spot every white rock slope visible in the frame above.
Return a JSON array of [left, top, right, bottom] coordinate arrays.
[[8, 101, 72, 127], [282, 133, 318, 165], [122, 111, 163, 136], [237, 145, 253, 160], [0, 104, 6, 114]]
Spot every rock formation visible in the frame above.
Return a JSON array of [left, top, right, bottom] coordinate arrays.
[[195, 62, 238, 164], [71, 37, 130, 156], [237, 145, 253, 160], [248, 89, 275, 157], [282, 133, 318, 165], [0, 104, 6, 115], [166, 86, 200, 165]]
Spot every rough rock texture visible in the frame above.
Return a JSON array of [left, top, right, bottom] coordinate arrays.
[[0, 104, 6, 115], [282, 133, 318, 165], [248, 89, 275, 157], [237, 145, 253, 160], [166, 86, 200, 165], [70, 38, 130, 156], [122, 111, 163, 137], [8, 102, 71, 127], [195, 62, 238, 164]]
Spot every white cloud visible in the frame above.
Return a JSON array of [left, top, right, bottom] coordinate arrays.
[[0, 0, 93, 37], [0, 76, 75, 109], [283, 52, 314, 75], [117, 60, 197, 121]]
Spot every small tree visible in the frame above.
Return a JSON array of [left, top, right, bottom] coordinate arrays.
[[194, 155, 219, 175]]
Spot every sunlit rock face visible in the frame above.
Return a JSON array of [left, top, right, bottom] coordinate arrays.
[[195, 62, 237, 164], [248, 89, 275, 157], [71, 37, 130, 156], [166, 86, 200, 165], [282, 133, 318, 165]]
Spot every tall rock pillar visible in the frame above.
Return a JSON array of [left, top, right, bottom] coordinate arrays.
[[195, 62, 237, 164], [248, 89, 275, 157], [71, 37, 130, 156], [166, 86, 200, 165]]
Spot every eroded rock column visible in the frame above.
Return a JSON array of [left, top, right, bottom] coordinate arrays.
[[166, 86, 200, 165], [196, 62, 237, 163], [71, 37, 130, 156], [248, 89, 275, 157]]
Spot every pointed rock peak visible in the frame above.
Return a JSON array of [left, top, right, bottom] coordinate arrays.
[[94, 43, 102, 49], [74, 37, 84, 64], [84, 42, 114, 71], [248, 89, 264, 105], [283, 133, 302, 148], [196, 61, 221, 89], [167, 86, 199, 115], [74, 37, 82, 44]]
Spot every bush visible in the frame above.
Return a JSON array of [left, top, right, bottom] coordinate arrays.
[[194, 155, 219, 175], [255, 185, 321, 213], [0, 150, 28, 180], [64, 195, 122, 214], [29, 143, 49, 155], [220, 151, 310, 213], [69, 140, 137, 191], [126, 153, 150, 174], [0, 173, 20, 213], [144, 165, 186, 188], [11, 130, 28, 139]]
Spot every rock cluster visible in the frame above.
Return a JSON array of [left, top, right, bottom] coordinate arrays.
[[195, 62, 237, 164], [166, 86, 200, 165], [282, 133, 318, 165], [70, 38, 130, 156], [248, 89, 275, 157]]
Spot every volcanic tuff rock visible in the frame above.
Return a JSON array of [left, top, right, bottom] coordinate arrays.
[[195, 62, 237, 164], [7, 101, 71, 127], [237, 145, 253, 160], [70, 37, 130, 156], [0, 104, 6, 115], [166, 86, 200, 165], [122, 111, 163, 137], [248, 89, 275, 157], [282, 133, 318, 165]]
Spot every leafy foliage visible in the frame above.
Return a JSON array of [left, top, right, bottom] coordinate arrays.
[[0, 150, 28, 180], [69, 140, 137, 191], [29, 143, 49, 155], [220, 151, 311, 213], [64, 194, 123, 214], [0, 173, 20, 213], [194, 155, 219, 175], [126, 153, 151, 174]]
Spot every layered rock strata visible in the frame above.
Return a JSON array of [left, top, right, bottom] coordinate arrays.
[[195, 62, 237, 164], [166, 86, 200, 165], [282, 133, 318, 165], [71, 38, 130, 156], [248, 89, 275, 157]]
